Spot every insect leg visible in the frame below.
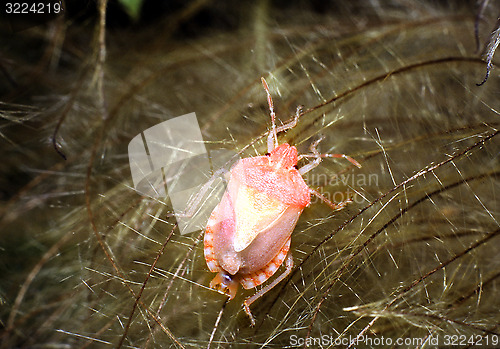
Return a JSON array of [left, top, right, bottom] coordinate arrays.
[[299, 137, 361, 175], [309, 187, 352, 211], [274, 105, 302, 135], [243, 253, 293, 327], [298, 137, 324, 174]]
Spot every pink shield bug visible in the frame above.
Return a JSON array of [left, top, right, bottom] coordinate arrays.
[[204, 77, 361, 325]]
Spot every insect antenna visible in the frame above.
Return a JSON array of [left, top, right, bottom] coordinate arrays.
[[261, 77, 278, 152]]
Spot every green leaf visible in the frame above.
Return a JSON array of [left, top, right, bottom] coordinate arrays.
[[118, 0, 144, 21]]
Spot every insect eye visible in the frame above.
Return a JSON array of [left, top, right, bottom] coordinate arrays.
[[265, 153, 270, 156], [293, 165, 299, 169]]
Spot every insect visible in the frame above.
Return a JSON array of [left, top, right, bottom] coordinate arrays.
[[204, 77, 361, 326]]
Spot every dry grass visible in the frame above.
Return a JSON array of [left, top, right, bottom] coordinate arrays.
[[1, 1, 499, 348]]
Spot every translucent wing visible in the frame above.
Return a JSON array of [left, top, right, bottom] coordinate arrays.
[[232, 183, 288, 252]]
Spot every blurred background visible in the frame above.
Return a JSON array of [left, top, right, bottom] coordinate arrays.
[[0, 0, 499, 348]]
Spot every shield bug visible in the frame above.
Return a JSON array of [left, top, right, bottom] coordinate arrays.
[[204, 77, 361, 325]]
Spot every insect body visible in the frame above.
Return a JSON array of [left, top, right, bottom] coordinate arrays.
[[204, 78, 361, 325]]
